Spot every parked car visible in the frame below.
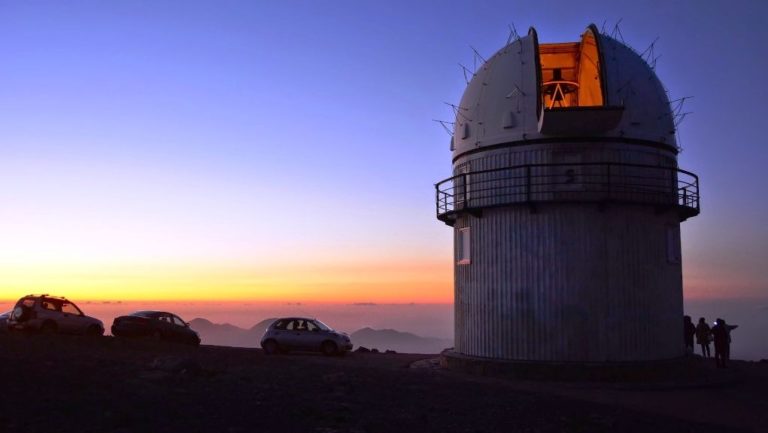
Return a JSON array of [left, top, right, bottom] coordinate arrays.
[[7, 294, 104, 335], [0, 311, 10, 332], [112, 311, 200, 346], [260, 317, 352, 356]]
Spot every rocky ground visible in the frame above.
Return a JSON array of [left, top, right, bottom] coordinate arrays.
[[0, 333, 765, 433]]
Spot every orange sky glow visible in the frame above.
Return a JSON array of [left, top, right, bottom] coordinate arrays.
[[0, 259, 453, 303], [0, 257, 754, 304]]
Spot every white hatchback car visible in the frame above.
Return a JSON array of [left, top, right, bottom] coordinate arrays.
[[260, 317, 352, 356], [7, 294, 104, 336]]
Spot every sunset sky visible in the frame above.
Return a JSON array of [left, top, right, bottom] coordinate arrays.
[[1, 0, 766, 304]]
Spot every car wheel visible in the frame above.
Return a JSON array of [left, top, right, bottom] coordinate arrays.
[[86, 325, 102, 337], [321, 341, 338, 356], [40, 321, 58, 334], [262, 339, 279, 355]]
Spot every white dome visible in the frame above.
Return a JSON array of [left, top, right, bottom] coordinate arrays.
[[452, 25, 676, 158]]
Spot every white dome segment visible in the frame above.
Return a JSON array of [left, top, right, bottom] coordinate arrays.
[[452, 25, 676, 158]]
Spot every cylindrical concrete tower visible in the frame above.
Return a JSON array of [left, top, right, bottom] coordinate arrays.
[[436, 25, 700, 363]]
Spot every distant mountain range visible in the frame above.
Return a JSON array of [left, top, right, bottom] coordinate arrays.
[[188, 318, 453, 354], [188, 318, 275, 348], [349, 327, 453, 354]]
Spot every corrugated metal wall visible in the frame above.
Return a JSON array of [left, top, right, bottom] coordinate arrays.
[[452, 143, 685, 362]]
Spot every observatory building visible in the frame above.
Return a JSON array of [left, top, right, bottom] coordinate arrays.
[[435, 25, 700, 363]]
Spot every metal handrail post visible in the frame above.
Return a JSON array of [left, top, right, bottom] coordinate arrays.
[[525, 166, 531, 202]]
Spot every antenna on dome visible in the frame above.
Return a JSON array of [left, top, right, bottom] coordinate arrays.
[[432, 119, 455, 136], [445, 103, 470, 121], [458, 63, 473, 84], [639, 37, 661, 69], [470, 46, 487, 71], [610, 18, 626, 43], [670, 96, 693, 128], [444, 102, 472, 122], [506, 23, 520, 45]]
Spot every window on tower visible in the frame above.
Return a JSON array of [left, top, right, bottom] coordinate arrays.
[[457, 227, 471, 265], [666, 226, 681, 264]]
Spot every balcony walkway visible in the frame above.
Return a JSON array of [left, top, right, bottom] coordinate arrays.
[[436, 162, 700, 225]]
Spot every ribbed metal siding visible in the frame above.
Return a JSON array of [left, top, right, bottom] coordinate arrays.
[[451, 141, 684, 362], [454, 204, 683, 362]]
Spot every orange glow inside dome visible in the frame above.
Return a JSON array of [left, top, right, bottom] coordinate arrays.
[[538, 29, 604, 110]]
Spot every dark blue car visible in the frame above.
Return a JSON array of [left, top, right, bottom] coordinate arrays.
[[112, 311, 200, 346]]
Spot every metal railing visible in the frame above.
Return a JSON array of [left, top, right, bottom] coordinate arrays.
[[435, 162, 699, 222]]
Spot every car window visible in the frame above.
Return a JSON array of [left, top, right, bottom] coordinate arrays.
[[307, 321, 318, 332], [41, 300, 61, 312], [314, 320, 332, 331], [285, 320, 296, 330], [171, 316, 186, 326], [272, 320, 287, 330], [61, 302, 81, 315], [21, 299, 35, 308], [158, 315, 171, 323], [295, 320, 307, 331]]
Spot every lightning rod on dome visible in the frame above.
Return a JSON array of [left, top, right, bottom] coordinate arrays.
[[470, 46, 487, 71], [506, 23, 520, 45], [432, 119, 455, 136], [458, 63, 473, 84]]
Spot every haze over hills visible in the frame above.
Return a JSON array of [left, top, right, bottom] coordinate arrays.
[[188, 318, 276, 348], [188, 318, 453, 354], [350, 327, 453, 354]]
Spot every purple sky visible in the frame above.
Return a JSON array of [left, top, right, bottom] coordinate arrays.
[[0, 1, 766, 303]]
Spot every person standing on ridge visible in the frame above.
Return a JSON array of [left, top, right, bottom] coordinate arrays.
[[684, 315, 696, 355], [696, 317, 712, 358], [711, 318, 735, 368]]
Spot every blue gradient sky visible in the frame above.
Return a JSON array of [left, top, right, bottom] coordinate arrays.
[[0, 0, 766, 301]]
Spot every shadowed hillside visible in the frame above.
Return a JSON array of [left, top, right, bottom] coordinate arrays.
[[351, 327, 453, 354]]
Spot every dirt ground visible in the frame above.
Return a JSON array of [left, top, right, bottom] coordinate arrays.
[[0, 334, 764, 433]]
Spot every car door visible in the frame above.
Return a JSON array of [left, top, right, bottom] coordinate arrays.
[[267, 319, 289, 347], [60, 301, 88, 333], [305, 320, 328, 350], [291, 319, 316, 351], [171, 314, 191, 342], [39, 299, 68, 332], [157, 314, 174, 337], [280, 320, 305, 349]]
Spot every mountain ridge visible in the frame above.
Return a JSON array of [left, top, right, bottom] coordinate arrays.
[[189, 318, 453, 353]]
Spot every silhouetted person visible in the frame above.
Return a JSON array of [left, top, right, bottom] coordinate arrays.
[[683, 315, 696, 355], [711, 318, 732, 368], [696, 317, 712, 358]]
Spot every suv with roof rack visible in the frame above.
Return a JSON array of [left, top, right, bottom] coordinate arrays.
[[7, 294, 104, 336]]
